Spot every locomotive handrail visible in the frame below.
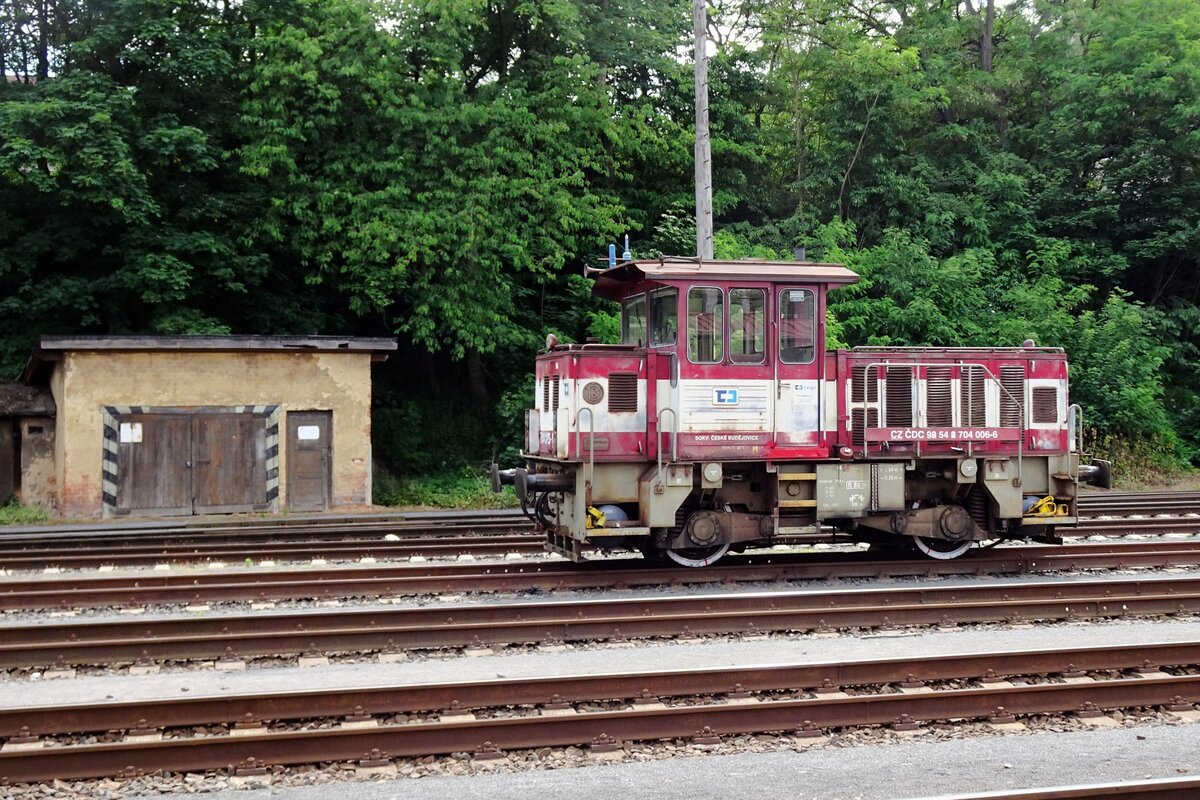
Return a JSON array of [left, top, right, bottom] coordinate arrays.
[[850, 359, 1025, 487], [656, 407, 679, 472], [538, 343, 641, 355], [1068, 403, 1083, 454], [575, 406, 596, 486]]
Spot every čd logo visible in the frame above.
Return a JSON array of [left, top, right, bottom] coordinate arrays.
[[713, 388, 740, 406]]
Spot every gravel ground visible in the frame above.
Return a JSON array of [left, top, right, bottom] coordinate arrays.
[[6, 520, 1200, 799], [113, 723, 1200, 800], [5, 616, 1200, 707]]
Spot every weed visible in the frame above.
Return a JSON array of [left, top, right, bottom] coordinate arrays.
[[0, 499, 50, 526], [374, 466, 519, 510], [1092, 432, 1195, 488]]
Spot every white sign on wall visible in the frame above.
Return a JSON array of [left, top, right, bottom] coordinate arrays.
[[119, 422, 143, 443], [297, 425, 321, 441], [791, 381, 819, 431]]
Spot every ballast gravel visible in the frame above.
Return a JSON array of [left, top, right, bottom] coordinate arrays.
[[103, 722, 1200, 800]]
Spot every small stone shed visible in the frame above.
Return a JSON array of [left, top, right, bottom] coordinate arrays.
[[17, 335, 397, 518], [0, 383, 56, 507]]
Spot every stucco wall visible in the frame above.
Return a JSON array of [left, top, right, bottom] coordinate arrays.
[[19, 417, 56, 510], [55, 350, 373, 518], [50, 364, 65, 514]]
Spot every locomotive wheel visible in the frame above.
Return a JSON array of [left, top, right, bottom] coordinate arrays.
[[912, 536, 973, 560], [665, 543, 730, 568]]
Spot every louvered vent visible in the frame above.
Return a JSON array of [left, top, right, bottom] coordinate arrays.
[[1000, 366, 1024, 428], [851, 408, 879, 448], [884, 366, 914, 426], [926, 366, 953, 427], [1032, 387, 1058, 423], [960, 365, 987, 426], [850, 365, 879, 403], [542, 378, 550, 412], [551, 376, 561, 414], [607, 372, 638, 412]]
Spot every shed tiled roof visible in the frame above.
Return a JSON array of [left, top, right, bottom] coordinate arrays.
[[22, 335, 397, 384], [36, 335, 397, 353], [0, 383, 55, 416]]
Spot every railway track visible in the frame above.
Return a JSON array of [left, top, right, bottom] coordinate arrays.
[[6, 573, 1200, 669], [2, 512, 1200, 571], [0, 534, 545, 570], [7, 490, 1193, 543], [1076, 491, 1200, 515], [2, 640, 1197, 782], [4, 492, 1199, 791], [8, 540, 1200, 612], [935, 778, 1200, 800]]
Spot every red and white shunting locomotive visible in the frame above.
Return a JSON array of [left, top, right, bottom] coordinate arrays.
[[494, 257, 1111, 566]]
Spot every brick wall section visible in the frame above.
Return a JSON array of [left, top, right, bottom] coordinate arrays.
[[55, 350, 373, 518]]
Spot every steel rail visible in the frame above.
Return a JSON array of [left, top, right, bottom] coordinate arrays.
[[7, 541, 1200, 611], [0, 517, 529, 546], [3, 640, 1199, 739], [0, 489, 1190, 539], [0, 537, 547, 570], [1, 674, 1197, 782], [0, 492, 1191, 550], [926, 777, 1200, 799], [5, 575, 1200, 668]]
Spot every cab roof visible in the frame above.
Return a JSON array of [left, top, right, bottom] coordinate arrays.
[[589, 257, 860, 300]]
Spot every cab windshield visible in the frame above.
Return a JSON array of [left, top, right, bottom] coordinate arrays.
[[621, 294, 647, 346]]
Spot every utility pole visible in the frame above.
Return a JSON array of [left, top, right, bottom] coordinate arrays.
[[693, 0, 713, 260], [981, 0, 995, 73]]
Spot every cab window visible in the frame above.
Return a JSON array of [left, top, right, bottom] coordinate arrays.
[[729, 288, 766, 364], [779, 288, 816, 364], [649, 288, 678, 347], [621, 294, 647, 346], [687, 287, 723, 363]]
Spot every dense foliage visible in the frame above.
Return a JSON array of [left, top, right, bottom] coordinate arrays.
[[2, 0, 1197, 483]]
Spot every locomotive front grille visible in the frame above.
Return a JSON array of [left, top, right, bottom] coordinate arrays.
[[884, 366, 913, 426], [551, 376, 561, 414], [926, 365, 953, 427], [960, 365, 986, 426], [851, 408, 879, 447], [1032, 386, 1058, 423], [542, 378, 550, 413], [851, 365, 879, 403], [607, 372, 638, 412], [999, 365, 1024, 428]]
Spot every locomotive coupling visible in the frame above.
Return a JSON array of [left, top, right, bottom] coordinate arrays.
[[490, 463, 517, 493], [1078, 459, 1113, 490], [489, 463, 574, 502]]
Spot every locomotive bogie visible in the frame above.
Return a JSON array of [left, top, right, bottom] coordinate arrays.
[[506, 453, 1082, 560]]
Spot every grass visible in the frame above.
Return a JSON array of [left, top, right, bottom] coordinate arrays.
[[374, 467, 520, 510], [0, 499, 51, 526], [1093, 433, 1197, 489]]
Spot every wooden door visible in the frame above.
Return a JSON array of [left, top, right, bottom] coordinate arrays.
[[193, 414, 268, 514], [286, 411, 331, 511], [116, 414, 192, 516]]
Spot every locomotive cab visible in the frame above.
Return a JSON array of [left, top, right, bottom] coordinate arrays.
[[495, 257, 1110, 565]]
